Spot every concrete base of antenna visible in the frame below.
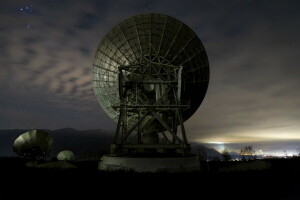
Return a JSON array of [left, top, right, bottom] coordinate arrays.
[[98, 155, 201, 172]]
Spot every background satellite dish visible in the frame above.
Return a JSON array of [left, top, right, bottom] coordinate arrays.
[[13, 130, 53, 160], [93, 13, 209, 133], [57, 150, 75, 161]]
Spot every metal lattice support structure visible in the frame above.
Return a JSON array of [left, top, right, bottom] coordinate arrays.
[[93, 13, 209, 156]]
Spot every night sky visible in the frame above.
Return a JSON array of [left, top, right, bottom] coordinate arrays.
[[1, 0, 300, 153]]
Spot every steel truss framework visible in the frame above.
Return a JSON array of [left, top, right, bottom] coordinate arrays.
[[111, 59, 191, 155]]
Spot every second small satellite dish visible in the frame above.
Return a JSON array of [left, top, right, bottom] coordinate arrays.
[[57, 150, 75, 161]]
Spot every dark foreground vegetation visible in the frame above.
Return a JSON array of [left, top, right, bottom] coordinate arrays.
[[1, 157, 300, 200]]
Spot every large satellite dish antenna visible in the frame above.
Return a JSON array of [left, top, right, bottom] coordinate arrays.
[[93, 13, 209, 172]]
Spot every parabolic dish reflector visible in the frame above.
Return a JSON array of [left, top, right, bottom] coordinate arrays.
[[57, 150, 75, 161], [93, 13, 209, 123], [13, 130, 53, 157]]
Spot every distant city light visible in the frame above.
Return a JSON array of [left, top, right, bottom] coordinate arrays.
[[208, 141, 225, 144], [206, 141, 226, 152]]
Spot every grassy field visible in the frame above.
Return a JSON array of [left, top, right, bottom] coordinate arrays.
[[0, 157, 299, 199]]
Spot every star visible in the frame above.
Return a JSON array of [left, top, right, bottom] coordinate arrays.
[[19, 5, 34, 14]]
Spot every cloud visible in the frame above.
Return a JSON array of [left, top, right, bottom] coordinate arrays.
[[0, 0, 114, 130], [0, 0, 299, 150], [178, 1, 300, 142], [76, 12, 99, 30]]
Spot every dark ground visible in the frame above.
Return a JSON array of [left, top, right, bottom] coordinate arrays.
[[1, 157, 299, 200]]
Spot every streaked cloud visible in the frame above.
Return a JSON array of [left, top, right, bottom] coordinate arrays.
[[0, 0, 299, 151]]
